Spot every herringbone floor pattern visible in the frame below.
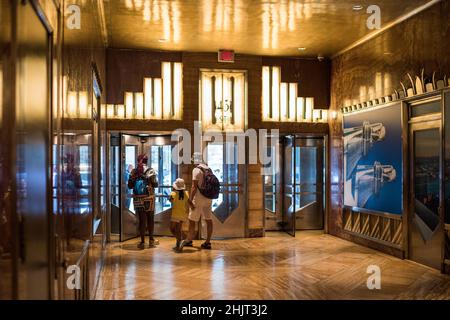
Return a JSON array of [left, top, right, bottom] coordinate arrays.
[[95, 231, 450, 300]]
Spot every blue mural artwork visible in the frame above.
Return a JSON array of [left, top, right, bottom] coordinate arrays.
[[343, 103, 403, 215]]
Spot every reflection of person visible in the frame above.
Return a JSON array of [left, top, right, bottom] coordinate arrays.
[[180, 152, 213, 251], [128, 154, 159, 249], [0, 186, 11, 258], [62, 153, 82, 245], [424, 194, 439, 214], [169, 178, 192, 252], [124, 164, 134, 209]]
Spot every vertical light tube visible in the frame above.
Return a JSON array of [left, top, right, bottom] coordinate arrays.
[[144, 78, 153, 119], [153, 79, 162, 119], [0, 68, 2, 122], [305, 97, 314, 122], [202, 74, 212, 129], [62, 76, 68, 118], [272, 66, 280, 121], [215, 75, 223, 125], [107, 104, 115, 119], [101, 104, 106, 121], [233, 74, 244, 130], [289, 83, 297, 121], [296, 97, 305, 122], [313, 109, 321, 122], [262, 66, 270, 120], [79, 91, 88, 118], [173, 62, 183, 119], [280, 83, 288, 122], [67, 91, 77, 118], [116, 104, 125, 119], [321, 110, 328, 123], [162, 62, 172, 119], [222, 75, 231, 127], [135, 92, 144, 119], [125, 92, 134, 119]]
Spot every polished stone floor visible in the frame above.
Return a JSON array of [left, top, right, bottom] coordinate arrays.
[[95, 231, 450, 300]]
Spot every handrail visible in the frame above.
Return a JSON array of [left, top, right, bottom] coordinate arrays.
[[296, 201, 317, 213]]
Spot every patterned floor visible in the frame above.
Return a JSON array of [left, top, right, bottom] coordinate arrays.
[[95, 231, 450, 300]]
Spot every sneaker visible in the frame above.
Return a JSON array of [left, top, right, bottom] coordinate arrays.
[[137, 242, 145, 249], [178, 239, 190, 251], [184, 240, 193, 247], [149, 238, 159, 246], [173, 240, 180, 251], [200, 242, 212, 250]]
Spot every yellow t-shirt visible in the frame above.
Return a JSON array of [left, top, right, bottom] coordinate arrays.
[[170, 190, 189, 221]]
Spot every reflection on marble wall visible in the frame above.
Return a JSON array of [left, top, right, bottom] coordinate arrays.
[[61, 0, 107, 299], [0, 0, 107, 300], [0, 0, 11, 301], [329, 1, 450, 255]]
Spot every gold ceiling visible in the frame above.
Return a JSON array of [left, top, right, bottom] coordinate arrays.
[[99, 0, 433, 57]]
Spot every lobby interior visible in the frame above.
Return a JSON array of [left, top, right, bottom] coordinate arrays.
[[1, 0, 450, 300]]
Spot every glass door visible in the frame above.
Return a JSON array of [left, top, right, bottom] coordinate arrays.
[[203, 141, 246, 238], [264, 140, 282, 230], [109, 134, 120, 237], [120, 134, 140, 241], [146, 136, 178, 236], [409, 120, 443, 270], [294, 137, 325, 230], [282, 136, 325, 236], [282, 136, 295, 236]]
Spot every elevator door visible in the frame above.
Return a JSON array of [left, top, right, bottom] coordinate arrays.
[[203, 142, 246, 238], [282, 136, 325, 236], [409, 121, 443, 270]]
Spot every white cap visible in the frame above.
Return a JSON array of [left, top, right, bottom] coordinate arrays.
[[172, 178, 186, 191]]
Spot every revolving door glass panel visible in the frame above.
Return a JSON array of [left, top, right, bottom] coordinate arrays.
[[150, 144, 177, 215], [207, 143, 239, 223]]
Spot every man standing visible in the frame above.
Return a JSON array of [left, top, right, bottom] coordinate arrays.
[[128, 154, 159, 249], [180, 152, 219, 250]]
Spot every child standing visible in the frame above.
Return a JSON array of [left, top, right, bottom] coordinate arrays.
[[169, 178, 193, 251]]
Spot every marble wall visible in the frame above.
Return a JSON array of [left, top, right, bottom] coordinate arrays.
[[329, 0, 450, 256]]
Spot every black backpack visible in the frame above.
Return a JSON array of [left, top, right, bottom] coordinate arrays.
[[198, 166, 220, 199]]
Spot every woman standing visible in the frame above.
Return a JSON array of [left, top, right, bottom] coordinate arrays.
[[128, 154, 159, 249]]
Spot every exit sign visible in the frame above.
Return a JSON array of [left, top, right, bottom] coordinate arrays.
[[218, 50, 235, 63]]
